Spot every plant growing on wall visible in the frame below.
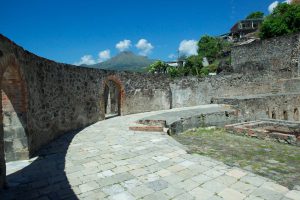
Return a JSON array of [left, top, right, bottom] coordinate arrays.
[[260, 2, 300, 39], [148, 61, 169, 74], [197, 35, 232, 63]]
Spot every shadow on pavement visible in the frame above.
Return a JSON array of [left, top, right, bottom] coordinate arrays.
[[0, 128, 83, 200]]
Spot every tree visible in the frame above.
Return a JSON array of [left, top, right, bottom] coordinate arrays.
[[148, 61, 169, 74], [197, 35, 231, 63], [259, 3, 300, 39], [246, 11, 264, 19], [184, 55, 203, 76]]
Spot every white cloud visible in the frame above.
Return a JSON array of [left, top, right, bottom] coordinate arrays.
[[268, 1, 279, 13], [135, 39, 154, 56], [98, 49, 111, 62], [178, 40, 198, 56], [74, 55, 96, 66], [268, 0, 292, 13], [116, 39, 132, 51]]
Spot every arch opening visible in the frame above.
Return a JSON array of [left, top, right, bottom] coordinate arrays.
[[283, 110, 288, 120], [1, 64, 28, 162], [294, 108, 299, 121], [103, 79, 122, 118], [272, 111, 276, 119]]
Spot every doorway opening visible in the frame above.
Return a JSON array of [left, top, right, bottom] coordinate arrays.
[[283, 110, 288, 120], [1, 63, 28, 162], [272, 111, 276, 119], [294, 108, 299, 121], [103, 79, 122, 119]]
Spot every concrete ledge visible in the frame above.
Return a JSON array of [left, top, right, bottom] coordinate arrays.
[[130, 104, 239, 135]]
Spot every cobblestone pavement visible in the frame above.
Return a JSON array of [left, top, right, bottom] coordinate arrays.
[[1, 107, 300, 200]]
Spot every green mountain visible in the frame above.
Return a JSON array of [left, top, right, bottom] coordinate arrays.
[[86, 51, 156, 72]]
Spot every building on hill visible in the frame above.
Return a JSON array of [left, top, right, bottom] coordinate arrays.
[[166, 60, 185, 67], [230, 18, 263, 40]]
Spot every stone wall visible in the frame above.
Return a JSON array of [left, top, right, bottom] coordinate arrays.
[[213, 93, 300, 122], [171, 74, 275, 108], [116, 72, 171, 115], [231, 33, 300, 77], [278, 78, 300, 93]]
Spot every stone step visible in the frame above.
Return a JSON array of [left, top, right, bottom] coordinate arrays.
[[129, 125, 165, 132], [129, 119, 169, 133], [137, 119, 166, 127]]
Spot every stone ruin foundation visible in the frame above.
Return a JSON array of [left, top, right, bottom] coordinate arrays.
[[225, 119, 300, 146]]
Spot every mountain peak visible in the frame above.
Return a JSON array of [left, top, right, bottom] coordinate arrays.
[[118, 51, 134, 55], [88, 51, 156, 72]]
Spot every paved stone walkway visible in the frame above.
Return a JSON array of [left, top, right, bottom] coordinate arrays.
[[1, 106, 300, 200]]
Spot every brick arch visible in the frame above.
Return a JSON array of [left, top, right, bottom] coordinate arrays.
[[101, 75, 125, 117], [0, 54, 29, 187]]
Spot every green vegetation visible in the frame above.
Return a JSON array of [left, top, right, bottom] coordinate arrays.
[[246, 11, 264, 19], [147, 35, 231, 78], [198, 35, 231, 63], [147, 61, 169, 74], [260, 3, 300, 39], [173, 128, 300, 189], [184, 55, 204, 76]]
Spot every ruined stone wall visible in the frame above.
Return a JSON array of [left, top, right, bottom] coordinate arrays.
[[213, 94, 300, 122], [278, 78, 300, 93], [231, 33, 300, 77], [170, 74, 275, 108], [115, 72, 171, 115]]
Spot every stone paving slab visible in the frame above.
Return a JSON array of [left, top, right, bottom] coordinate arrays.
[[0, 108, 298, 199]]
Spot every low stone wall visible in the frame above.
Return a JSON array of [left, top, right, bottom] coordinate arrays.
[[212, 93, 300, 122], [171, 74, 274, 108], [225, 119, 300, 146], [231, 33, 300, 77], [169, 110, 238, 134]]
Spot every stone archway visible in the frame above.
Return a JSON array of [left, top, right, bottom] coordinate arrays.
[[272, 110, 276, 119], [102, 75, 125, 118], [0, 55, 28, 188], [294, 108, 299, 121], [283, 110, 288, 120]]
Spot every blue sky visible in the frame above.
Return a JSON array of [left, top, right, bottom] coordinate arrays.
[[0, 0, 282, 64]]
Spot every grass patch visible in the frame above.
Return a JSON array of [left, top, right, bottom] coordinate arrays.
[[173, 127, 300, 189]]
